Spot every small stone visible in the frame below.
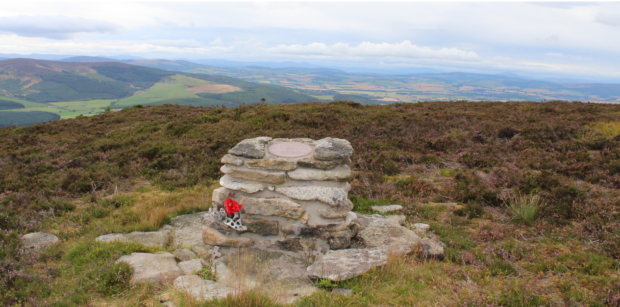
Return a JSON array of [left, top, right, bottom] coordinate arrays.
[[241, 218, 279, 236], [276, 186, 349, 207], [246, 159, 297, 171], [178, 259, 205, 275], [328, 235, 351, 250], [313, 138, 353, 161], [228, 137, 272, 159], [220, 175, 264, 194], [306, 248, 387, 281], [371, 204, 403, 213], [354, 214, 421, 256], [202, 226, 252, 247], [413, 223, 430, 236], [221, 154, 246, 166], [173, 275, 236, 301], [173, 248, 198, 262], [420, 237, 445, 260], [117, 252, 182, 285], [221, 164, 286, 184], [22, 232, 59, 249], [237, 195, 305, 219], [387, 215, 407, 226], [300, 212, 310, 224], [287, 166, 351, 181], [331, 288, 352, 296]]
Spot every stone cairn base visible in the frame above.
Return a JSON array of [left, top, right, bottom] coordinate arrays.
[[207, 137, 357, 253]]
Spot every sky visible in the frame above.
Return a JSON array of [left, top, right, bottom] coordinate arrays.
[[1, 1, 620, 82]]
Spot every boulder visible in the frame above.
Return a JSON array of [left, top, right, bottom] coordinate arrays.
[[219, 175, 264, 194], [221, 154, 246, 166], [371, 204, 403, 213], [387, 215, 407, 226], [420, 237, 445, 260], [228, 136, 272, 159], [306, 248, 387, 281], [287, 166, 351, 181], [276, 186, 349, 207], [313, 138, 353, 161], [173, 275, 236, 301], [354, 214, 420, 256], [178, 259, 205, 275], [221, 164, 286, 185], [173, 248, 198, 262], [117, 253, 182, 285], [22, 232, 59, 249], [413, 223, 430, 236], [246, 159, 297, 171]]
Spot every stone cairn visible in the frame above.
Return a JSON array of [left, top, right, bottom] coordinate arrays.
[[206, 137, 357, 252]]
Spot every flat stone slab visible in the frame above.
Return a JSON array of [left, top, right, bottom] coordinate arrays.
[[178, 259, 205, 275], [245, 158, 297, 171], [22, 232, 59, 249], [219, 175, 264, 194], [173, 248, 198, 262], [354, 214, 420, 256], [221, 164, 286, 184], [228, 137, 271, 159], [306, 248, 387, 281], [276, 186, 349, 207], [237, 195, 305, 219], [173, 275, 236, 301], [268, 142, 313, 158], [117, 252, 182, 285], [313, 137, 353, 161], [169, 213, 205, 248], [371, 204, 403, 213], [95, 231, 169, 248], [287, 165, 351, 181]]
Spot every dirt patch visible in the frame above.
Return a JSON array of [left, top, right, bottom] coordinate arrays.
[[187, 84, 242, 94]]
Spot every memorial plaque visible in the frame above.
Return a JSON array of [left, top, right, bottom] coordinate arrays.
[[268, 142, 313, 158]]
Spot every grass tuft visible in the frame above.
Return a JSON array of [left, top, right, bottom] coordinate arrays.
[[506, 193, 543, 225]]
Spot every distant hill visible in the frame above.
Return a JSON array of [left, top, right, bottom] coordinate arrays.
[[0, 58, 321, 127], [59, 56, 119, 63]]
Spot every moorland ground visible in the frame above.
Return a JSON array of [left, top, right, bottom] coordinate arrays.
[[1, 100, 620, 306]]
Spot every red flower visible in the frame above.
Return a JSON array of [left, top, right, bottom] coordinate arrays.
[[224, 198, 242, 215]]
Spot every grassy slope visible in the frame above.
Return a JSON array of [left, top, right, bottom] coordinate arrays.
[[115, 74, 208, 106], [1, 101, 620, 306]]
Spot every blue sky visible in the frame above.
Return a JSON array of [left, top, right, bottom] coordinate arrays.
[[1, 1, 620, 82]]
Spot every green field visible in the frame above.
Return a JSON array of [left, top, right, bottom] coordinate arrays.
[[0, 99, 114, 119], [116, 75, 211, 106]]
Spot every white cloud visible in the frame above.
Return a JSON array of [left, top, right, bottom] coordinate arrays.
[[595, 13, 620, 27], [148, 39, 202, 48], [0, 15, 120, 39], [267, 41, 482, 62], [538, 34, 560, 43], [546, 52, 564, 57]]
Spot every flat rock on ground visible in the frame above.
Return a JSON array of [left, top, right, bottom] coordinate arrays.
[[178, 259, 205, 275], [117, 252, 182, 285], [22, 232, 60, 249], [173, 275, 236, 301], [353, 214, 420, 256], [214, 248, 317, 305], [306, 248, 388, 281], [169, 213, 206, 248], [95, 230, 169, 247], [371, 204, 403, 213]]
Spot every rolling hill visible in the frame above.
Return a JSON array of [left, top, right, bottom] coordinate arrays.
[[0, 58, 319, 127]]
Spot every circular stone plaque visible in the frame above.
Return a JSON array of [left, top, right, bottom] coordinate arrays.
[[268, 142, 313, 158]]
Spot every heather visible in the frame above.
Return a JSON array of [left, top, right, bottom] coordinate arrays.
[[1, 100, 619, 306]]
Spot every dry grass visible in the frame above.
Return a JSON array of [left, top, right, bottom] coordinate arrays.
[[188, 84, 243, 94], [588, 121, 620, 138]]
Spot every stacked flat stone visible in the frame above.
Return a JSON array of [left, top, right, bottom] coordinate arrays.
[[206, 137, 355, 251]]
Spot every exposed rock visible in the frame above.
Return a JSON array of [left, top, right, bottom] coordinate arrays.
[[354, 214, 420, 256], [287, 166, 351, 181], [214, 248, 316, 304], [191, 243, 213, 259], [22, 232, 59, 249], [221, 164, 286, 184], [178, 259, 205, 275], [237, 195, 304, 219], [276, 186, 349, 207], [221, 154, 245, 166], [313, 138, 353, 161], [387, 215, 407, 226], [306, 248, 387, 281], [420, 237, 445, 260], [300, 212, 310, 224], [413, 223, 430, 236], [318, 202, 354, 219], [281, 222, 350, 239], [202, 226, 252, 247], [371, 204, 403, 213], [241, 218, 279, 236], [228, 136, 271, 159], [274, 237, 304, 252], [169, 212, 205, 247], [173, 248, 198, 262], [95, 230, 169, 248], [297, 157, 350, 170], [328, 235, 351, 250], [173, 275, 236, 301], [117, 253, 182, 285], [332, 288, 353, 296], [219, 175, 264, 194], [246, 159, 297, 171]]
